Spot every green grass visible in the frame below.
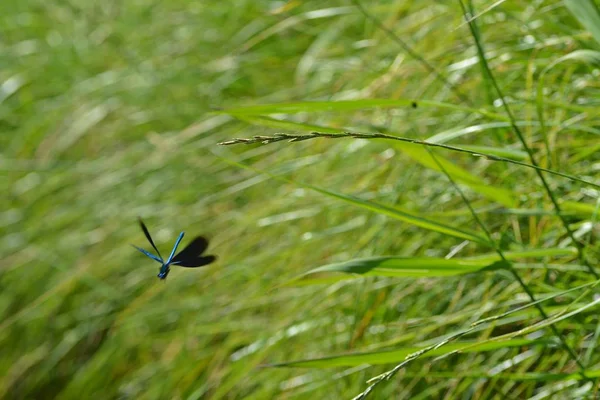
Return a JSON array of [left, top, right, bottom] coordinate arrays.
[[2, 0, 600, 399]]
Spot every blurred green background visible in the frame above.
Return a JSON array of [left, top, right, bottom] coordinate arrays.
[[2, 0, 600, 399]]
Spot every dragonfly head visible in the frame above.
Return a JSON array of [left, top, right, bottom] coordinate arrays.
[[157, 265, 170, 280]]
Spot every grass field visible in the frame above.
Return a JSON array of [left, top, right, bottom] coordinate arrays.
[[2, 0, 600, 399]]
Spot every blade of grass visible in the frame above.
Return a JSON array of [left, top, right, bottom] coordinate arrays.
[[296, 247, 576, 280], [216, 99, 507, 121], [303, 257, 509, 278], [400, 370, 600, 382], [564, 0, 600, 47], [269, 338, 542, 368]]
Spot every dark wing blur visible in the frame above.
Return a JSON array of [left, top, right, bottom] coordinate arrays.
[[171, 236, 212, 267], [174, 255, 217, 268], [139, 218, 163, 260]]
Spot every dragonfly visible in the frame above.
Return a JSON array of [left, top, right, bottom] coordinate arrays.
[[133, 218, 217, 280]]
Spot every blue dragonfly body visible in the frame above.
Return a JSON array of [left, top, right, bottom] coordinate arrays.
[[133, 219, 216, 280]]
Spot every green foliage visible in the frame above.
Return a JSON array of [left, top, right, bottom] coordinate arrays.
[[2, 0, 600, 399], [565, 0, 600, 47], [272, 338, 542, 368], [296, 248, 576, 281]]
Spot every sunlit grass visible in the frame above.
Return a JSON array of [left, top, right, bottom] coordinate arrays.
[[2, 0, 600, 399]]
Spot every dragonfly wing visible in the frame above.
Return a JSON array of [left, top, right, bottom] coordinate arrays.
[[132, 245, 163, 263], [171, 236, 209, 263], [138, 218, 163, 260], [174, 255, 217, 268], [166, 232, 185, 264]]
